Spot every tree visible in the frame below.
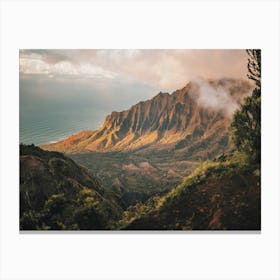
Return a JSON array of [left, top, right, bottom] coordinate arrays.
[[231, 50, 261, 163], [246, 49, 261, 92], [231, 94, 261, 162], [42, 193, 68, 229], [20, 210, 40, 230]]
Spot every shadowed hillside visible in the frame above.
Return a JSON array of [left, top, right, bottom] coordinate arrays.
[[120, 152, 261, 230], [20, 144, 124, 230]]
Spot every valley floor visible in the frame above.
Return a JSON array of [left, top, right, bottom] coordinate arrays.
[[70, 149, 199, 207]]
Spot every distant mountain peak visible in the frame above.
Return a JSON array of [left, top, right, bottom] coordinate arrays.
[[154, 91, 170, 98]]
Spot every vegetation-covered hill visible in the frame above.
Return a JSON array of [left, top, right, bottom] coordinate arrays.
[[20, 144, 124, 230], [120, 152, 261, 230]]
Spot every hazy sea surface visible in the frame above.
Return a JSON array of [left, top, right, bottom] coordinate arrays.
[[20, 102, 106, 146], [20, 76, 158, 146]]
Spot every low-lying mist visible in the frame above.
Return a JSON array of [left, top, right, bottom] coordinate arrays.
[[189, 77, 253, 117]]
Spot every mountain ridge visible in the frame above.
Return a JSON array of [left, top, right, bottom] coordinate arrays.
[[42, 78, 252, 154]]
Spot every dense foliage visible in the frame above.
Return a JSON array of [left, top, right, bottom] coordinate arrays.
[[231, 91, 261, 162], [119, 152, 260, 230], [231, 50, 261, 163], [20, 144, 124, 230]]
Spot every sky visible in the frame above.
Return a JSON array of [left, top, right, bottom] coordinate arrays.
[[20, 49, 249, 144], [20, 49, 248, 93]]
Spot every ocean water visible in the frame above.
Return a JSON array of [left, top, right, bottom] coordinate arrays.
[[20, 99, 106, 145]]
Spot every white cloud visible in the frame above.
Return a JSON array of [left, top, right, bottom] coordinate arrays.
[[19, 49, 248, 91], [189, 78, 252, 117], [20, 58, 50, 75], [19, 54, 116, 79]]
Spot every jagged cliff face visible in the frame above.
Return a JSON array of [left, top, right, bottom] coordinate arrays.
[[42, 78, 252, 154]]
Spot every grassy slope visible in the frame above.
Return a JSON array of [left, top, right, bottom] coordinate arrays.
[[120, 152, 261, 230]]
